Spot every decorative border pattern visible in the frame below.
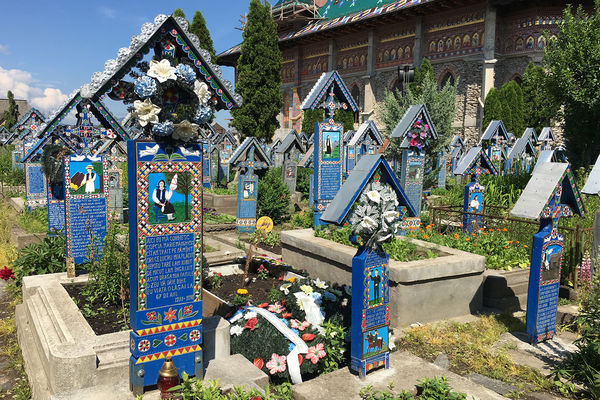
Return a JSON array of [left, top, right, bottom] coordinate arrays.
[[135, 344, 202, 365], [136, 319, 202, 336]]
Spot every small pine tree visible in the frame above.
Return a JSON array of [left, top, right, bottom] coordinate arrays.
[[3, 91, 20, 129], [499, 81, 524, 135], [257, 167, 290, 224], [173, 8, 186, 19], [231, 0, 282, 142], [190, 11, 216, 64], [333, 109, 355, 132], [522, 62, 559, 133], [409, 58, 434, 98], [300, 109, 324, 136], [482, 88, 502, 129]]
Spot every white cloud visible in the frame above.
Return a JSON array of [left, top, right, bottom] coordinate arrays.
[[0, 44, 9, 55], [98, 6, 117, 19], [0, 66, 67, 113]]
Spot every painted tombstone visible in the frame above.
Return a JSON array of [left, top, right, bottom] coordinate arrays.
[[11, 150, 23, 171], [24, 162, 48, 210], [64, 154, 109, 267], [47, 179, 65, 234], [511, 163, 584, 344], [283, 158, 298, 194], [106, 158, 124, 221], [437, 151, 447, 189], [454, 147, 498, 233], [321, 154, 416, 377], [128, 141, 204, 390], [300, 71, 358, 226], [230, 137, 272, 233], [346, 120, 384, 175], [480, 120, 510, 174], [390, 105, 438, 216]]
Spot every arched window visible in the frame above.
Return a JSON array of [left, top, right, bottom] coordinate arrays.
[[405, 46, 411, 58], [537, 36, 546, 49], [437, 40, 444, 52], [526, 36, 534, 49], [454, 36, 461, 49], [390, 48, 396, 60], [463, 34, 471, 47], [397, 47, 403, 59], [429, 41, 436, 53], [472, 32, 480, 47], [446, 38, 452, 50], [360, 54, 366, 66], [440, 71, 455, 88], [516, 38, 524, 51], [383, 50, 389, 62]]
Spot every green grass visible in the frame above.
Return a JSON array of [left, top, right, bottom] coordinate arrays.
[[17, 207, 48, 233], [400, 315, 556, 396], [204, 212, 235, 225], [147, 202, 191, 225], [204, 186, 237, 195]]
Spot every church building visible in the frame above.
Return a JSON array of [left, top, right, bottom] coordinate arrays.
[[217, 0, 589, 144]]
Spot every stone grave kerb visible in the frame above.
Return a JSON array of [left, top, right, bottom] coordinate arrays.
[[300, 70, 358, 227], [453, 146, 497, 233], [390, 104, 438, 216], [511, 162, 584, 344], [322, 154, 415, 378]]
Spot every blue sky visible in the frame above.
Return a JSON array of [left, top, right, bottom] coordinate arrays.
[[0, 1, 249, 127]]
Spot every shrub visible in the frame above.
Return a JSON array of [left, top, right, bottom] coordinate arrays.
[[257, 167, 290, 225], [170, 375, 292, 400], [290, 209, 313, 229], [296, 167, 312, 200], [359, 376, 466, 400], [13, 234, 66, 283]]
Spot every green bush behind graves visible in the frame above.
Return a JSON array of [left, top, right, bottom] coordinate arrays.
[[296, 167, 312, 200], [12, 234, 66, 283], [257, 167, 290, 225], [0, 145, 25, 187], [17, 207, 48, 233]]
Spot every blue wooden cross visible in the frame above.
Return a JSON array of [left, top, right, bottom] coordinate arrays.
[[320, 86, 348, 120]]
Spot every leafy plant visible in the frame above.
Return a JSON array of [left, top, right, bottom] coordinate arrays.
[[17, 207, 48, 233], [168, 374, 290, 400], [296, 167, 312, 200], [320, 321, 347, 374], [209, 271, 223, 289], [257, 264, 269, 280], [359, 377, 466, 400], [203, 208, 236, 224], [290, 210, 313, 229], [257, 167, 290, 225], [13, 234, 66, 283], [250, 231, 280, 248]]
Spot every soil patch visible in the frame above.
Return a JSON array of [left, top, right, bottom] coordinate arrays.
[[207, 270, 285, 306], [63, 283, 129, 336]]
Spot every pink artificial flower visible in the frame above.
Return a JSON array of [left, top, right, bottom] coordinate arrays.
[[268, 302, 285, 314], [266, 353, 287, 374], [290, 319, 310, 331], [244, 317, 258, 331], [306, 343, 326, 364]]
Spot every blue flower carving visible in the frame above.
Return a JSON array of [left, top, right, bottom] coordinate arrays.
[[133, 76, 157, 98], [194, 105, 213, 124], [152, 121, 174, 137], [175, 64, 196, 84]]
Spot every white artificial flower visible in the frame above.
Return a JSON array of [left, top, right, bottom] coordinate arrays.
[[172, 120, 199, 142], [280, 283, 291, 295], [194, 80, 211, 106], [244, 311, 257, 320], [133, 98, 161, 127], [359, 216, 378, 232], [230, 325, 244, 336], [147, 59, 177, 83], [366, 190, 381, 204], [383, 210, 399, 224], [312, 278, 328, 289], [300, 285, 313, 295]]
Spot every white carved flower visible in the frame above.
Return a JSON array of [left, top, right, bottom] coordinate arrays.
[[147, 59, 176, 83], [133, 98, 161, 127], [230, 325, 243, 336], [366, 190, 381, 204], [172, 120, 199, 142], [194, 80, 211, 106]]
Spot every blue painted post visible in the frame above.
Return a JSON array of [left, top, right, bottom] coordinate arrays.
[[437, 151, 446, 189], [399, 150, 425, 215], [350, 248, 390, 378], [128, 140, 204, 394], [526, 188, 570, 344], [236, 172, 258, 233]]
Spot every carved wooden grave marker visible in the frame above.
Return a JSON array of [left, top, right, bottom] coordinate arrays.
[[301, 71, 358, 226], [454, 146, 498, 233], [128, 141, 204, 391], [64, 154, 109, 267], [322, 154, 416, 377], [390, 104, 438, 217], [511, 163, 584, 343], [345, 120, 384, 175], [229, 137, 272, 233], [24, 162, 48, 210]]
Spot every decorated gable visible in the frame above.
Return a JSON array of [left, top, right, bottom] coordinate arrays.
[[390, 104, 438, 151], [454, 146, 498, 177]]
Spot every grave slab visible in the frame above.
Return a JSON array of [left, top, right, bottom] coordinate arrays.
[[292, 351, 508, 400], [203, 354, 269, 394]]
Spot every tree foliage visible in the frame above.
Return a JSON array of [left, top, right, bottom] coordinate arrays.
[[498, 80, 524, 135], [333, 109, 355, 132], [190, 11, 216, 64], [173, 8, 186, 19], [231, 0, 282, 142], [521, 62, 559, 133], [300, 109, 324, 136], [257, 167, 290, 224], [482, 88, 502, 130], [380, 58, 458, 158], [3, 91, 19, 129], [544, 1, 600, 168]]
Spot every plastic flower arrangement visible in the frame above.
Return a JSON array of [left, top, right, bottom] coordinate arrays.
[[125, 52, 217, 142], [347, 172, 401, 251], [408, 115, 430, 152], [229, 276, 352, 382], [0, 266, 15, 281]]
